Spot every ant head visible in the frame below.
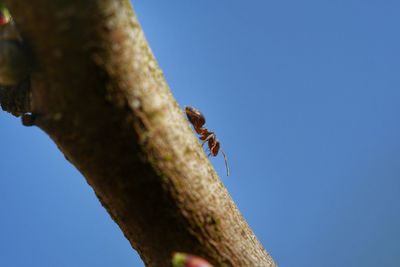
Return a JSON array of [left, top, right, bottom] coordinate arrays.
[[185, 106, 206, 129]]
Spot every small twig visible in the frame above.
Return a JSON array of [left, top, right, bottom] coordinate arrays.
[[0, 78, 31, 116], [0, 4, 32, 117]]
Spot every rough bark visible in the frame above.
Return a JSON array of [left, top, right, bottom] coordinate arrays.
[[2, 1, 276, 266]]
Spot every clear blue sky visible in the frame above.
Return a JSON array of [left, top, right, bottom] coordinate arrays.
[[1, 1, 400, 266]]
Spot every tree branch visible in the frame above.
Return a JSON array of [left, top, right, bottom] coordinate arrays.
[[3, 1, 276, 266]]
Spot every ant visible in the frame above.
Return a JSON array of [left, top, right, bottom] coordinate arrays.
[[185, 106, 229, 176]]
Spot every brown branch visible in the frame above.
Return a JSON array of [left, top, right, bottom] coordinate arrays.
[[3, 1, 276, 266]]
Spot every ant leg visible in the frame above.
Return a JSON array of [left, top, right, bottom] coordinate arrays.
[[220, 149, 230, 176], [201, 134, 214, 147], [201, 140, 207, 147]]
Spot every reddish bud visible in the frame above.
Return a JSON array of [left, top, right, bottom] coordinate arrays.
[[0, 5, 11, 26], [172, 252, 213, 267]]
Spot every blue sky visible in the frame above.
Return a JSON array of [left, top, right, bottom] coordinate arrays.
[[1, 1, 400, 266]]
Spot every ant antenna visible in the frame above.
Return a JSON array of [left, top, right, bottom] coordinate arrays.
[[220, 149, 230, 176]]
